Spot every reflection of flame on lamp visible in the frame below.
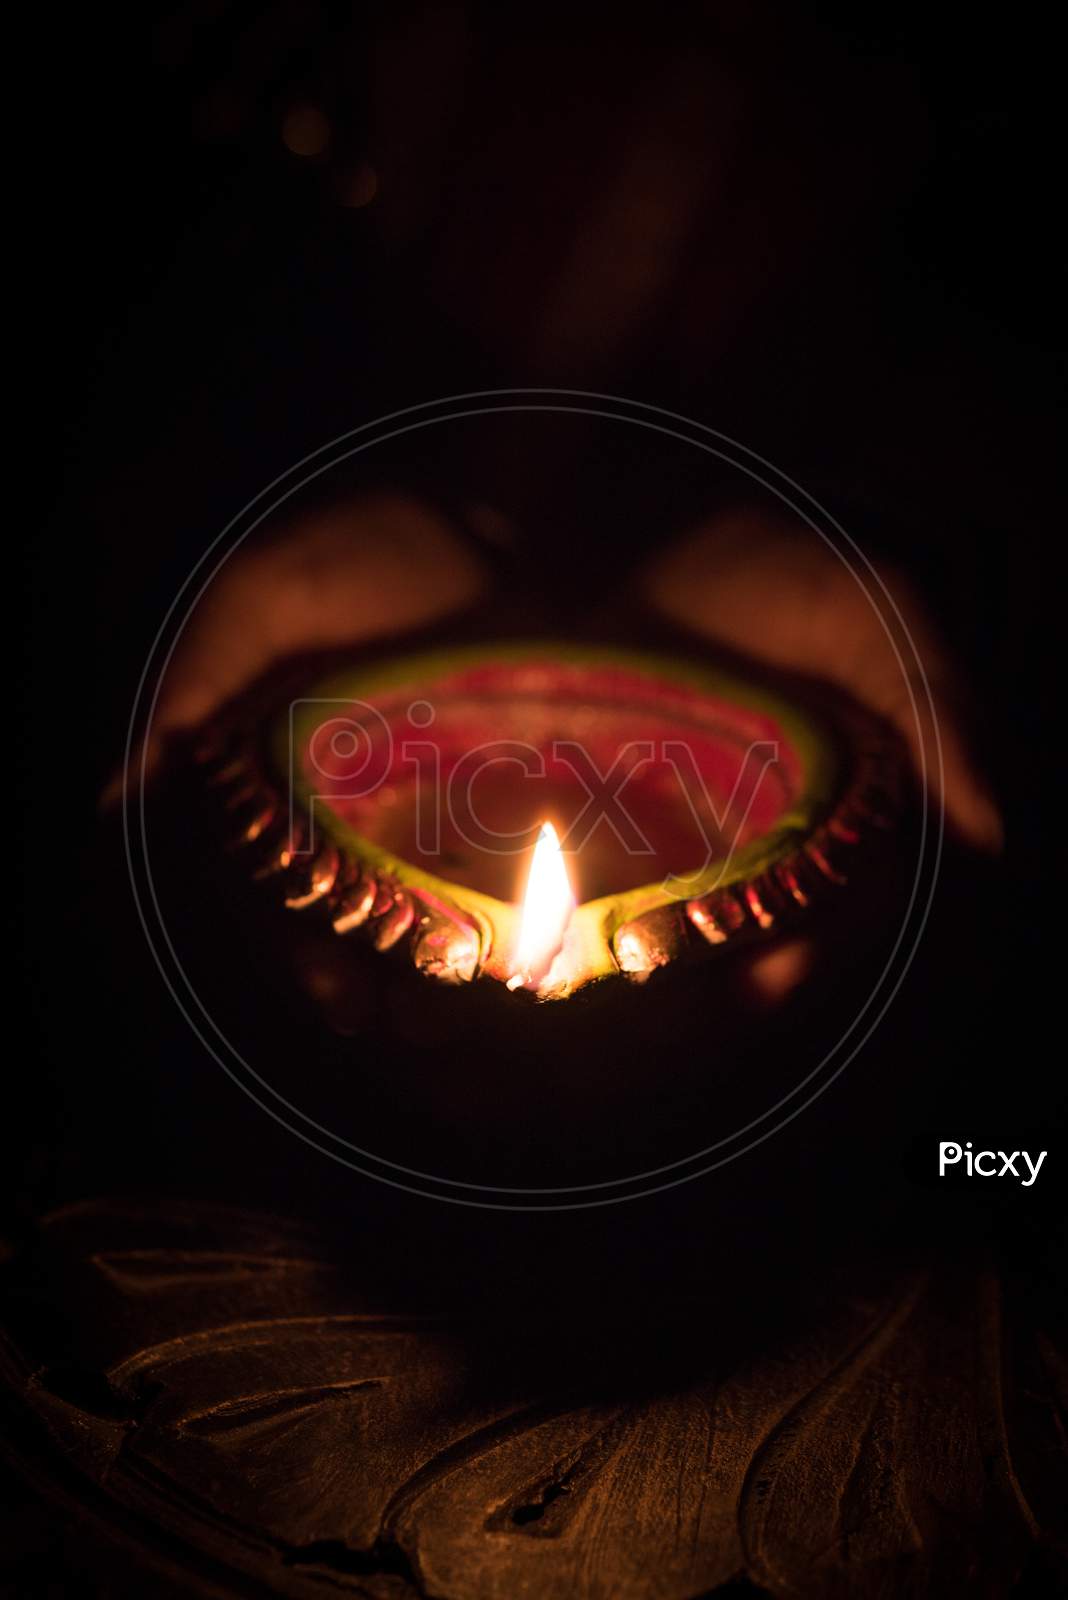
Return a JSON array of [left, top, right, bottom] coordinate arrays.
[[507, 822, 575, 992]]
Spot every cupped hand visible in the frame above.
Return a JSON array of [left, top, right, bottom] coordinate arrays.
[[643, 506, 1002, 853], [121, 492, 488, 795], [121, 493, 1000, 855]]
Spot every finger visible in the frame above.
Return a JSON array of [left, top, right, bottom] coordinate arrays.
[[644, 509, 1002, 853], [105, 492, 487, 805]]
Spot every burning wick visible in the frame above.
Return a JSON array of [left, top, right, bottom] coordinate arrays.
[[507, 821, 575, 992]]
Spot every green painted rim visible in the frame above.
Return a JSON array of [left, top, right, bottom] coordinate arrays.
[[272, 642, 840, 954]]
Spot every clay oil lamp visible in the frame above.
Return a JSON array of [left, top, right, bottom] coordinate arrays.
[[208, 643, 897, 1000], [181, 639, 908, 1202]]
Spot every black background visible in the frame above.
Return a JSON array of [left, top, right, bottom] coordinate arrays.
[[7, 7, 1067, 1591], [11, 0, 1066, 1342]]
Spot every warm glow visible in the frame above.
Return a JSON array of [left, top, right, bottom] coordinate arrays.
[[507, 822, 575, 991]]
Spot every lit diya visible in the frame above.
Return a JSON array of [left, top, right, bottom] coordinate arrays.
[[203, 644, 898, 1001]]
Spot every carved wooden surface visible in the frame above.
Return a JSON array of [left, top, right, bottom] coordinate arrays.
[[1, 1199, 1064, 1597]]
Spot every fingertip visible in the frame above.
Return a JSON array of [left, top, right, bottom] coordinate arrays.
[[97, 740, 163, 815], [98, 768, 124, 813], [949, 785, 1005, 857]]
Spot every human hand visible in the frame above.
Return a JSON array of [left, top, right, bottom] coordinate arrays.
[[117, 491, 487, 798], [644, 507, 1002, 853]]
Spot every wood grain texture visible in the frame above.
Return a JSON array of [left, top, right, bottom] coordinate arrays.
[[0, 1199, 1064, 1598]]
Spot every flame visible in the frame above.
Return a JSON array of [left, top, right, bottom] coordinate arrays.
[[507, 821, 575, 991]]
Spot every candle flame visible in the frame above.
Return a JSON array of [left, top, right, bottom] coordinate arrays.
[[507, 821, 575, 991]]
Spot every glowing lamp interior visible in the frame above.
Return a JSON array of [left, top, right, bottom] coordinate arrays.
[[507, 822, 575, 992], [281, 646, 837, 997]]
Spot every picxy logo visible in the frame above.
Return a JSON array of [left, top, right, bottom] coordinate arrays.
[[939, 1142, 1047, 1186]]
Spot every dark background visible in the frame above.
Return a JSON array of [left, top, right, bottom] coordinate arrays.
[[12, 1, 1065, 1298], [5, 6, 1067, 1592]]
